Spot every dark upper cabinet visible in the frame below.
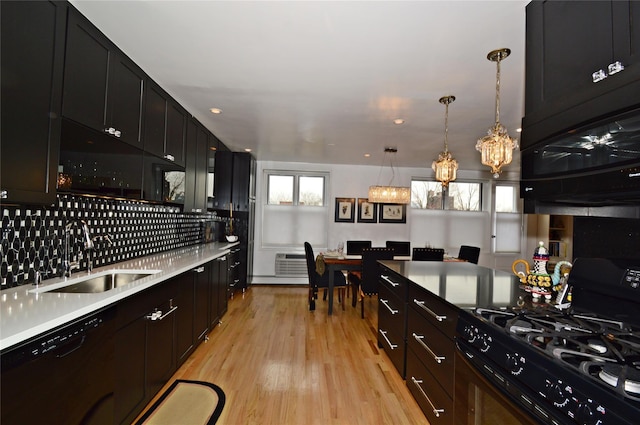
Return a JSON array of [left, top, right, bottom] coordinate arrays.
[[212, 151, 255, 212], [0, 0, 67, 205], [212, 151, 233, 210], [143, 81, 187, 167], [63, 6, 145, 148], [523, 0, 640, 148], [184, 118, 209, 212]]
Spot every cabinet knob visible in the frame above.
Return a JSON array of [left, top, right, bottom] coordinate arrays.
[[0, 190, 7, 199], [608, 60, 624, 75], [164, 154, 175, 162], [114, 130, 121, 138], [592, 69, 607, 83]]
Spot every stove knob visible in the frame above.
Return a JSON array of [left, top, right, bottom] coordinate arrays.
[[545, 383, 566, 406], [576, 402, 596, 425], [505, 353, 523, 375]]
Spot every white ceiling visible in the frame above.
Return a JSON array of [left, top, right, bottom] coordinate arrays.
[[69, 0, 528, 173]]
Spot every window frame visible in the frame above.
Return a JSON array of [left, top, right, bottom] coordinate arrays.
[[265, 170, 328, 207], [410, 178, 483, 211]]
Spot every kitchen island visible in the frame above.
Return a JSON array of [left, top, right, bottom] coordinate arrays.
[[377, 260, 526, 424]]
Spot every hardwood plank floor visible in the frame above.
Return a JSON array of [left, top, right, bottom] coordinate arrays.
[[137, 285, 428, 424]]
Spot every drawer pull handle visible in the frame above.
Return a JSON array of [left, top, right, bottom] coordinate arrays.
[[413, 299, 447, 322], [146, 305, 178, 321], [380, 299, 399, 315], [379, 329, 398, 349], [412, 333, 446, 364], [381, 275, 399, 287], [411, 377, 445, 417], [193, 266, 206, 273]]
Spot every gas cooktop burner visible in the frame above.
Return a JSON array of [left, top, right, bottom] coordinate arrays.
[[599, 364, 640, 395]]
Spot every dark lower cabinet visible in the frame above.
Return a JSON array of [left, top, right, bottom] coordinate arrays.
[[1, 0, 66, 205], [194, 264, 210, 342], [115, 277, 178, 425], [377, 279, 407, 378], [176, 271, 195, 367], [209, 255, 229, 328]]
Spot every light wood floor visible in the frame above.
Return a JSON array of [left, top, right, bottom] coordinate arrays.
[[137, 285, 428, 425]]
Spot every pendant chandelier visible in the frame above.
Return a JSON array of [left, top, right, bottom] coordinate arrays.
[[432, 95, 458, 187], [476, 48, 519, 178], [368, 147, 411, 204]]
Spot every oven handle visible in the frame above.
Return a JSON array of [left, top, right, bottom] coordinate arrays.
[[412, 332, 445, 364], [410, 376, 445, 417], [378, 329, 398, 349], [413, 299, 447, 322]]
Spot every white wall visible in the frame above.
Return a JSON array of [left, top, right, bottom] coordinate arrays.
[[252, 160, 526, 282]]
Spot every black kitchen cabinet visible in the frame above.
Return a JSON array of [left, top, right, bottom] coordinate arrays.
[[522, 0, 640, 148], [194, 263, 210, 342], [213, 151, 256, 212], [63, 6, 145, 148], [184, 118, 210, 212], [209, 255, 229, 328], [176, 271, 196, 367], [143, 81, 187, 167], [115, 277, 178, 425], [0, 0, 67, 205], [377, 270, 408, 378], [228, 245, 242, 295]]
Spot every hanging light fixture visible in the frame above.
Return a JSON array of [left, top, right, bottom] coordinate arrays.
[[476, 48, 519, 178], [432, 95, 458, 187], [368, 147, 411, 204]]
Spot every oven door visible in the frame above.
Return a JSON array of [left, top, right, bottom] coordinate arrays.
[[455, 346, 551, 425]]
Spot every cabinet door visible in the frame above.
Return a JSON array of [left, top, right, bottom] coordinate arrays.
[[143, 82, 167, 159], [63, 7, 111, 131], [145, 301, 177, 398], [213, 150, 233, 210], [108, 53, 145, 147], [176, 272, 195, 367], [232, 153, 254, 211], [165, 100, 187, 167], [523, 0, 640, 147], [194, 264, 210, 342], [115, 317, 146, 424], [184, 119, 209, 212], [0, 0, 66, 205]]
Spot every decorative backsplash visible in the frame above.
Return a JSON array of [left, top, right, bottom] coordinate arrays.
[[0, 195, 222, 289]]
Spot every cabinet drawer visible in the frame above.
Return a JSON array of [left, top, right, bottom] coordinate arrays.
[[378, 284, 406, 328], [407, 307, 454, 397], [409, 284, 457, 336], [379, 265, 408, 299], [406, 347, 453, 425], [377, 326, 406, 379]]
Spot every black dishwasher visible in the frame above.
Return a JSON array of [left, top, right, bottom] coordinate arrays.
[[1, 307, 116, 425]]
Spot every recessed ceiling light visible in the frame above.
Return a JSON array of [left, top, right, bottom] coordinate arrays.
[[394, 119, 405, 125], [516, 127, 522, 133], [209, 108, 222, 114], [364, 153, 371, 158], [244, 148, 252, 152]]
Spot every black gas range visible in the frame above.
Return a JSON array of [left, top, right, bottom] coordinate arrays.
[[456, 258, 640, 425]]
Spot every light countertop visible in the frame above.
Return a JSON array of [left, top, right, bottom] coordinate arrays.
[[0, 242, 238, 351]]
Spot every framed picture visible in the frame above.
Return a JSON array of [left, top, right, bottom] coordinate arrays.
[[379, 203, 406, 223], [334, 197, 355, 222], [357, 198, 377, 223]]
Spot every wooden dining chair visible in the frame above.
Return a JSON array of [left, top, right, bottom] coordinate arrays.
[[412, 247, 445, 261], [457, 245, 480, 264], [304, 242, 347, 311], [359, 247, 395, 318]]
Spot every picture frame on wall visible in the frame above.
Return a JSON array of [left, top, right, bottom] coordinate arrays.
[[379, 203, 406, 224], [357, 198, 377, 223], [334, 197, 355, 223]]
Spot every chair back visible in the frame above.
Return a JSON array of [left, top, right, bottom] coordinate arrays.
[[385, 241, 410, 256], [458, 245, 480, 264], [304, 242, 319, 287], [412, 247, 445, 261], [346, 240, 372, 255], [361, 247, 395, 294]]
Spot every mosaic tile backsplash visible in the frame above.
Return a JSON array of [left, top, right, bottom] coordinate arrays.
[[1, 195, 222, 289]]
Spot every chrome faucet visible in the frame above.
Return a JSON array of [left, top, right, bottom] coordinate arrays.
[[62, 219, 94, 277]]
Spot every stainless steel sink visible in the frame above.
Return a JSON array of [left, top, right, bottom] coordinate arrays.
[[36, 270, 159, 294]]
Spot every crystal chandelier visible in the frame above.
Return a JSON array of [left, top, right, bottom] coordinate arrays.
[[476, 48, 519, 178], [368, 147, 411, 204], [432, 95, 458, 187]]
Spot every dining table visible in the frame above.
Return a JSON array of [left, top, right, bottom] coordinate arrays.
[[321, 254, 465, 315]]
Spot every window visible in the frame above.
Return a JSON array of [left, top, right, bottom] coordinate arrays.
[[495, 185, 517, 213], [411, 179, 481, 211], [266, 171, 326, 206]]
